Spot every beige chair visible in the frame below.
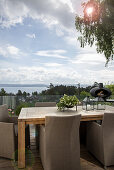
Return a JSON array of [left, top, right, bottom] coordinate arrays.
[[0, 104, 30, 159], [35, 102, 56, 150], [35, 102, 56, 107], [40, 115, 81, 170], [87, 113, 114, 168]]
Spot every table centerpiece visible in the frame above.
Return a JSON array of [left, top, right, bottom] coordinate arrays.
[[57, 94, 79, 111]]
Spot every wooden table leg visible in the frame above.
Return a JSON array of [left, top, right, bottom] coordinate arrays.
[[18, 121, 25, 168]]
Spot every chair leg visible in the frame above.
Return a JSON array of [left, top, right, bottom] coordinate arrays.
[[104, 166, 107, 170], [35, 125, 40, 150], [25, 125, 30, 148]]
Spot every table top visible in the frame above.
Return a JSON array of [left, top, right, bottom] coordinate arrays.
[[18, 105, 114, 123]]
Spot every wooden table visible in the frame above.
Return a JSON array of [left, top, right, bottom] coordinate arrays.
[[18, 106, 114, 168]]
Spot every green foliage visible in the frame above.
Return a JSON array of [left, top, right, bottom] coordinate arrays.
[[48, 83, 54, 89], [80, 91, 91, 100], [15, 102, 33, 116], [57, 94, 79, 111], [105, 84, 114, 96], [75, 0, 114, 65], [32, 91, 38, 96], [0, 88, 7, 96], [16, 90, 22, 96], [40, 84, 92, 96], [41, 85, 77, 95], [16, 90, 30, 98]]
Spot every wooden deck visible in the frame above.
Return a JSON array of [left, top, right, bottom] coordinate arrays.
[[0, 125, 114, 170]]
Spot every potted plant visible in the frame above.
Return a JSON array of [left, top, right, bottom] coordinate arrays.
[[57, 94, 79, 111]]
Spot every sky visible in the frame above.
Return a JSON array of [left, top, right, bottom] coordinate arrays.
[[0, 0, 114, 85]]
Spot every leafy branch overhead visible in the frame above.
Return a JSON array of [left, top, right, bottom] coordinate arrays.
[[75, 0, 114, 65]]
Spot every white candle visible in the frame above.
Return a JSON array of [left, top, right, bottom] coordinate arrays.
[[87, 104, 91, 110]]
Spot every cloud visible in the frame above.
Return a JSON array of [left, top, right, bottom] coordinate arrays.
[[26, 33, 36, 39], [0, 44, 21, 59], [84, 69, 114, 84], [44, 63, 63, 67], [0, 0, 76, 31], [35, 50, 68, 59], [56, 28, 64, 37], [0, 17, 23, 28], [70, 53, 106, 65], [0, 66, 82, 84], [0, 0, 27, 28], [64, 35, 78, 46], [0, 0, 87, 46], [0, 0, 113, 85], [0, 64, 113, 84], [7, 45, 19, 55], [64, 33, 97, 52]]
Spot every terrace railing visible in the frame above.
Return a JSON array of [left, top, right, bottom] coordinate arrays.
[[0, 94, 113, 116]]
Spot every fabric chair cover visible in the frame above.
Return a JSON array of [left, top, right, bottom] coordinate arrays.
[[40, 115, 81, 170], [35, 102, 56, 107], [0, 104, 9, 122], [87, 112, 114, 167], [35, 102, 56, 150], [0, 104, 30, 159]]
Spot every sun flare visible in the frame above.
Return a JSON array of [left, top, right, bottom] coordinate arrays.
[[86, 7, 93, 15]]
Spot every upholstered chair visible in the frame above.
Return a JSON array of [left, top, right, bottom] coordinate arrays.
[[35, 102, 56, 107], [40, 115, 81, 170], [35, 102, 56, 150], [0, 104, 30, 159], [87, 112, 114, 168]]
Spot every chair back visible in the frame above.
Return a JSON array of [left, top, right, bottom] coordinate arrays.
[[35, 102, 56, 107], [102, 112, 114, 166], [0, 104, 9, 122], [45, 115, 81, 170]]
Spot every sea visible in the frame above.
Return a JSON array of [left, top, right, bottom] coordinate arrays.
[[0, 85, 48, 94], [0, 83, 89, 94]]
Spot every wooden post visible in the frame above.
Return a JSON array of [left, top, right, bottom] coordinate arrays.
[[18, 121, 25, 168]]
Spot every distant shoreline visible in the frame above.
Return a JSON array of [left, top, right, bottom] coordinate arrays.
[[0, 86, 48, 94], [0, 84, 90, 88], [0, 84, 48, 87]]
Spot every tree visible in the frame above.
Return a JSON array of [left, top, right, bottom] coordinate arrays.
[[40, 84, 92, 96], [75, 0, 114, 65], [0, 88, 7, 96], [105, 84, 114, 96], [32, 91, 38, 96], [48, 83, 54, 89], [80, 91, 91, 100], [16, 90, 22, 96], [23, 91, 27, 98]]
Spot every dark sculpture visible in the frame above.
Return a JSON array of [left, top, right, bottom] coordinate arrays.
[[90, 83, 112, 100]]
